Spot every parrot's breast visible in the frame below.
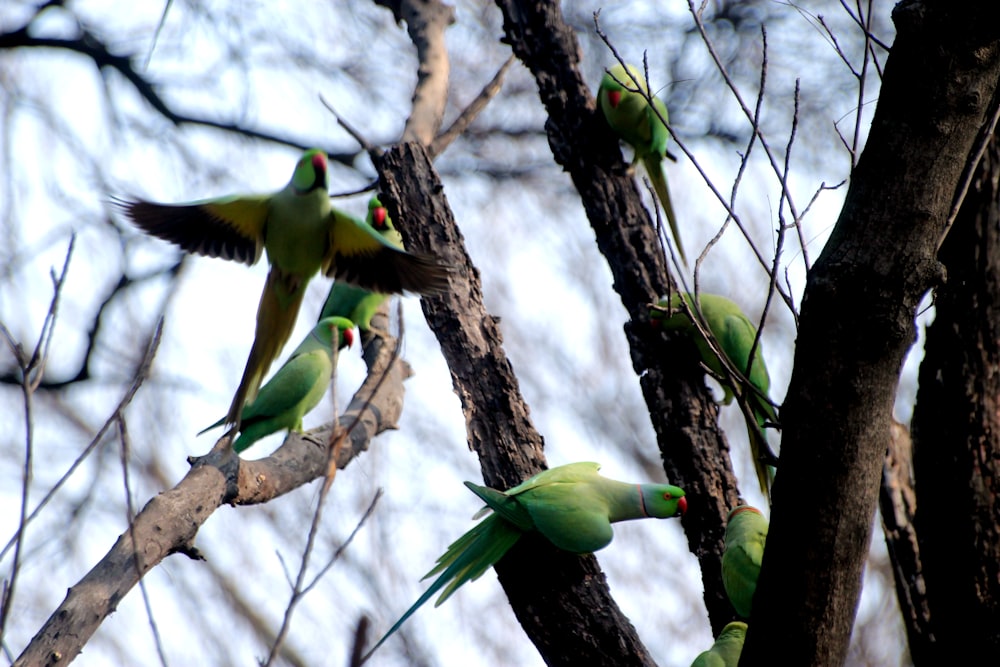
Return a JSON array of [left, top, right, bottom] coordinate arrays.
[[264, 189, 333, 276]]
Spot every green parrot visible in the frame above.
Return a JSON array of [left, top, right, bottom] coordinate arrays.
[[120, 149, 449, 427], [198, 316, 355, 453], [651, 292, 779, 498], [598, 63, 685, 264], [690, 621, 748, 667], [721, 505, 768, 618], [318, 197, 401, 332], [364, 462, 687, 659]]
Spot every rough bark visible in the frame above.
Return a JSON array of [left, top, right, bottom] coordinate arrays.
[[14, 330, 408, 667], [377, 142, 658, 666], [494, 0, 741, 633], [745, 2, 1000, 665], [880, 420, 934, 654], [911, 131, 1000, 661]]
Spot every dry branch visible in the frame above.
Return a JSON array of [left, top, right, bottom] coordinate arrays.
[[377, 142, 660, 665], [13, 328, 408, 666], [495, 0, 741, 633]]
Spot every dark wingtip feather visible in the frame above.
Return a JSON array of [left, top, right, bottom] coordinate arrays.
[[116, 198, 260, 266], [332, 247, 452, 296]]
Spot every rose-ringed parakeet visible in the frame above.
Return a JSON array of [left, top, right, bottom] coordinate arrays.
[[363, 462, 687, 659], [198, 316, 354, 453], [651, 292, 779, 498], [598, 63, 685, 265], [318, 197, 400, 333], [120, 149, 448, 428], [690, 621, 748, 667], [721, 505, 768, 618]]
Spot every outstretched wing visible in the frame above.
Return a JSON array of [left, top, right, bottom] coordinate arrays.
[[325, 208, 449, 295], [119, 194, 270, 265]]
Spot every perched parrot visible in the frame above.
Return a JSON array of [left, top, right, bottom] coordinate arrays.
[[364, 462, 687, 659], [721, 505, 768, 618], [690, 621, 748, 667], [120, 149, 449, 427], [198, 316, 355, 453], [651, 292, 779, 498], [318, 197, 401, 332], [598, 63, 685, 264]]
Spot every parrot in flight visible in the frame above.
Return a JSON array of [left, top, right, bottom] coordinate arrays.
[[690, 621, 748, 667], [318, 196, 401, 333], [199, 316, 354, 453], [651, 292, 779, 499], [120, 149, 449, 428], [598, 63, 685, 265], [363, 462, 687, 660], [721, 505, 768, 618]]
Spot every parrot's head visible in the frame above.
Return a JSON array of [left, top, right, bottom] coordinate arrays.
[[599, 63, 646, 110], [367, 197, 393, 232], [316, 316, 355, 350], [291, 149, 330, 193], [639, 484, 687, 518], [648, 294, 688, 331]]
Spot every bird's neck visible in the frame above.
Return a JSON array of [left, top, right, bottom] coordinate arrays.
[[599, 479, 650, 523]]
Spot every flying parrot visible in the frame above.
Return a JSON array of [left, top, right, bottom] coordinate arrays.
[[198, 316, 355, 453], [690, 621, 748, 667], [598, 63, 685, 265], [120, 149, 449, 427], [651, 292, 779, 498], [363, 462, 687, 659], [318, 196, 401, 332], [721, 505, 768, 618]]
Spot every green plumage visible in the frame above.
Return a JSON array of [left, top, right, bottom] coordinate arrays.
[[363, 462, 687, 659], [598, 63, 685, 265], [120, 150, 448, 427], [651, 292, 778, 498], [721, 505, 768, 618], [199, 316, 354, 453], [318, 197, 402, 331], [690, 621, 748, 667]]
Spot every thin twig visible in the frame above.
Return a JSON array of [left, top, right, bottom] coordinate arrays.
[[0, 319, 164, 563], [263, 313, 404, 665], [430, 55, 516, 158], [0, 236, 75, 643], [118, 416, 169, 667]]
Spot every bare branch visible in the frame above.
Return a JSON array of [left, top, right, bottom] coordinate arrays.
[[12, 322, 408, 665], [430, 55, 516, 157], [373, 0, 456, 145]]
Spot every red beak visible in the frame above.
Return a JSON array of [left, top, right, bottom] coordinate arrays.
[[678, 496, 688, 515], [608, 90, 622, 107]]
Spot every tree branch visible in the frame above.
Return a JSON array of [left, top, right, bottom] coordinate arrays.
[[494, 0, 741, 634], [13, 328, 408, 666], [377, 142, 659, 665]]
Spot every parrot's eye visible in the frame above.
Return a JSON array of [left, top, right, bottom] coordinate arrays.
[[663, 492, 672, 500]]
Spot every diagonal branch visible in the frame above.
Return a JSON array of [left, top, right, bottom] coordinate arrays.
[[494, 0, 741, 634], [377, 142, 659, 666], [13, 327, 409, 666]]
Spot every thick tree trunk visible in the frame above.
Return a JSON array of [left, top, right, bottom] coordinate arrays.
[[910, 132, 1000, 662], [378, 143, 658, 666], [494, 0, 742, 634], [745, 2, 1000, 666]]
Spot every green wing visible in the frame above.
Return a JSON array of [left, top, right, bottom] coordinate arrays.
[[325, 207, 449, 295]]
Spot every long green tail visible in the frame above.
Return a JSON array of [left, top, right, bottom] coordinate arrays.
[[643, 154, 686, 266], [362, 514, 523, 662]]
